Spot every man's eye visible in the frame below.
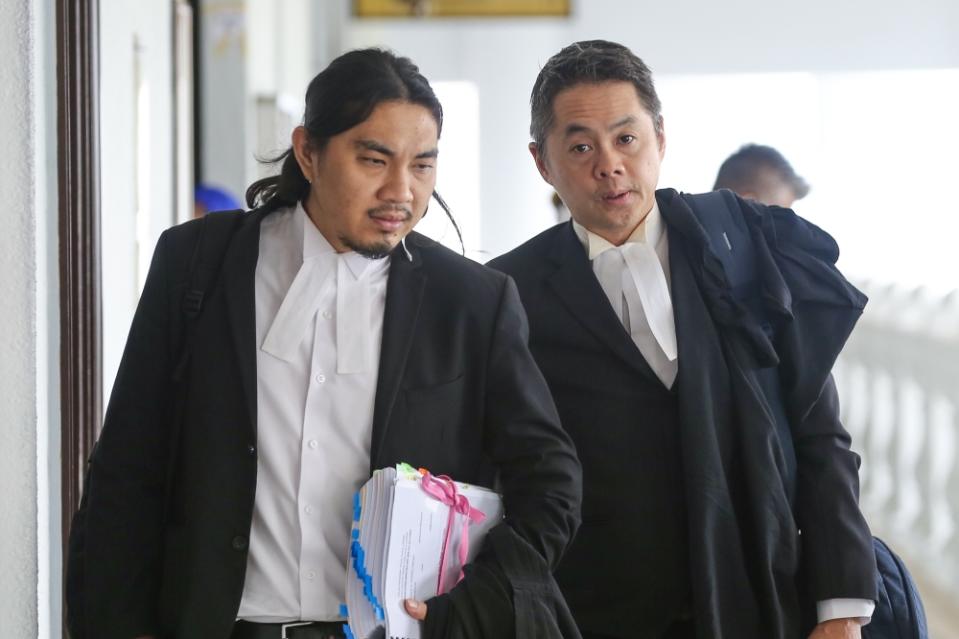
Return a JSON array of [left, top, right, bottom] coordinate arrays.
[[619, 134, 635, 144], [361, 156, 386, 166], [414, 163, 434, 172], [571, 144, 591, 154]]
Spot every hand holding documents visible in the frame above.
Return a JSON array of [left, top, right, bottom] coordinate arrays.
[[344, 463, 504, 639]]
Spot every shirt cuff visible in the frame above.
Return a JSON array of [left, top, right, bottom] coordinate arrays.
[[817, 598, 875, 625]]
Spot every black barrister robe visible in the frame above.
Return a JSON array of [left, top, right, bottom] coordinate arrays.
[[490, 188, 877, 638], [661, 189, 877, 637]]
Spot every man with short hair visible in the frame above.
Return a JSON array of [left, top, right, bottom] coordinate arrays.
[[489, 40, 876, 639], [67, 48, 581, 639], [714, 143, 810, 208]]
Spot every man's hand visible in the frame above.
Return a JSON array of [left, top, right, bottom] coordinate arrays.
[[808, 618, 862, 639], [404, 598, 428, 621]]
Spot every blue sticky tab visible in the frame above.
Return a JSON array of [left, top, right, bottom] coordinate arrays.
[[351, 528, 359, 540], [353, 492, 361, 521], [339, 603, 349, 618], [347, 538, 384, 618], [343, 624, 356, 639]]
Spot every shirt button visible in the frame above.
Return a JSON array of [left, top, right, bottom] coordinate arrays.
[[232, 535, 248, 551], [247, 444, 256, 456], [305, 505, 314, 514], [308, 439, 318, 449], [315, 373, 326, 384], [307, 570, 316, 580], [322, 310, 333, 320]]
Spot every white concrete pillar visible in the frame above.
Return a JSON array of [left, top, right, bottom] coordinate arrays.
[[0, 0, 60, 635]]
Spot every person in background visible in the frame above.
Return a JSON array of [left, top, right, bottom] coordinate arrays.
[[67, 48, 581, 639], [193, 182, 242, 218], [489, 40, 876, 639], [713, 143, 810, 208]]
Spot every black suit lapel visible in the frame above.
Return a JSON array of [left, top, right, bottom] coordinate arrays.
[[545, 222, 660, 382], [370, 239, 426, 470], [222, 209, 267, 438]]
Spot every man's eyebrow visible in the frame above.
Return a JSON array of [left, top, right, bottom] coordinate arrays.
[[563, 116, 638, 138], [609, 115, 637, 130], [356, 139, 394, 156], [356, 139, 438, 160], [563, 123, 593, 138]]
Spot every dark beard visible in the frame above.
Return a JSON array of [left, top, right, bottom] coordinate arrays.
[[339, 236, 393, 260], [341, 205, 414, 259]]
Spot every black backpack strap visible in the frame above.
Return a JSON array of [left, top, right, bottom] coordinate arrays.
[[172, 210, 244, 381], [165, 210, 243, 521], [682, 189, 759, 300]]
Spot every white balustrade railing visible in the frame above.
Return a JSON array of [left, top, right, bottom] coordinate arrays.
[[834, 280, 959, 626]]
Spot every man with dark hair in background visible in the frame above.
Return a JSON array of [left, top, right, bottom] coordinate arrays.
[[714, 143, 810, 208], [489, 40, 876, 639], [67, 48, 581, 639]]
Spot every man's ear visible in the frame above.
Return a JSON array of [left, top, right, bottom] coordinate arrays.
[[291, 126, 316, 181], [529, 142, 553, 185]]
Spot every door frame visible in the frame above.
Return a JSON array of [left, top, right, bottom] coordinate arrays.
[[56, 0, 101, 634]]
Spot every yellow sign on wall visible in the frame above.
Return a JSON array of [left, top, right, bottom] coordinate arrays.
[[355, 0, 570, 18]]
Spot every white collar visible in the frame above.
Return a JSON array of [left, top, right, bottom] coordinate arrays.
[[261, 203, 391, 366], [297, 201, 391, 278], [572, 199, 665, 261]]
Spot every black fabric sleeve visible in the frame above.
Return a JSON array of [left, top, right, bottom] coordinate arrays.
[[74, 229, 180, 639], [481, 276, 582, 568], [793, 374, 877, 603], [423, 276, 582, 638], [423, 554, 515, 639]]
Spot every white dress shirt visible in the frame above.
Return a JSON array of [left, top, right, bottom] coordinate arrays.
[[238, 202, 392, 622], [572, 203, 874, 625], [573, 200, 677, 388]]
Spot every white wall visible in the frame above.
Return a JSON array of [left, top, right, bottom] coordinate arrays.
[[0, 0, 59, 635], [248, 0, 318, 99], [199, 0, 253, 205], [100, 0, 176, 404], [247, 0, 320, 181]]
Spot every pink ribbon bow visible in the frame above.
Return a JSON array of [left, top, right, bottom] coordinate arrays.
[[419, 471, 487, 594]]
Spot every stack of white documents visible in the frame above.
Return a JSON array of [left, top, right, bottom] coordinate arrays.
[[343, 463, 504, 639]]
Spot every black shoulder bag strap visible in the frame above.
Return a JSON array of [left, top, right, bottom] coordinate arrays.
[[164, 210, 243, 522]]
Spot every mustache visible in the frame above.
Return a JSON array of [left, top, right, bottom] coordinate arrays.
[[368, 204, 413, 218]]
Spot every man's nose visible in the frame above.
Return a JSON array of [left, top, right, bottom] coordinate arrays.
[[379, 167, 414, 203], [594, 148, 625, 179]]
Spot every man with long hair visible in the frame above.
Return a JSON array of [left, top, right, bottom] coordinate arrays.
[[67, 49, 581, 639]]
